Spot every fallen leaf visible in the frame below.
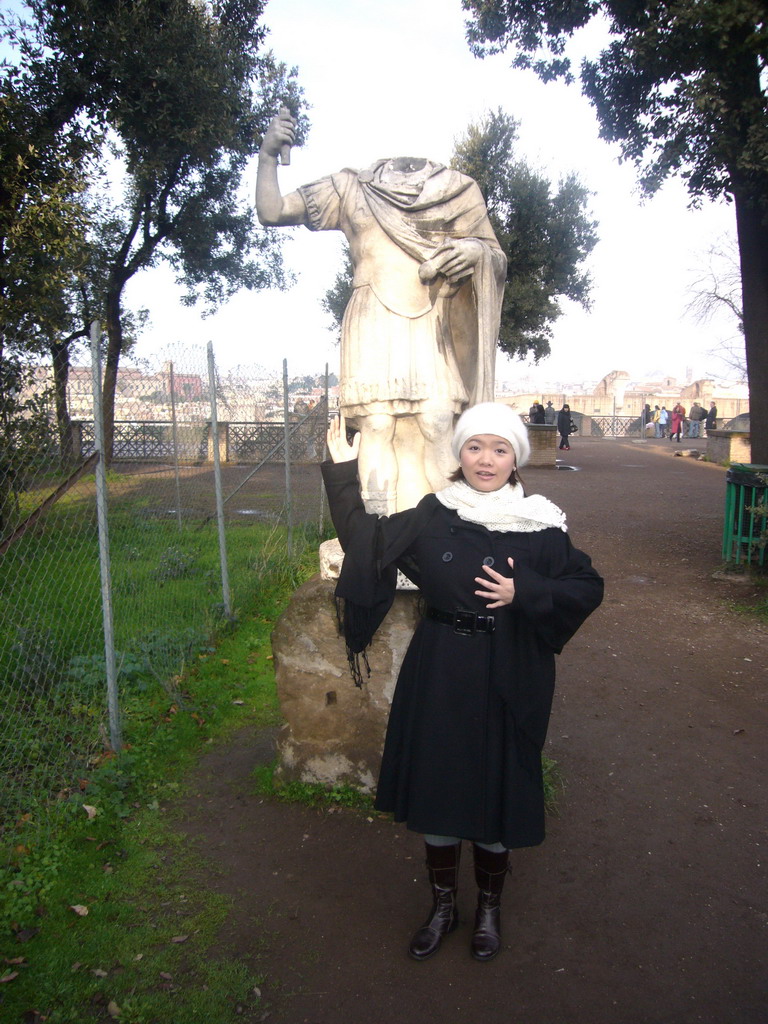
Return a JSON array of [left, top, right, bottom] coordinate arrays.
[[171, 935, 188, 944], [82, 805, 98, 820], [159, 971, 173, 980], [70, 905, 89, 916], [0, 972, 19, 983], [107, 1000, 122, 1017], [133, 954, 143, 962], [232, 700, 245, 706], [5, 956, 26, 965], [91, 968, 108, 978]]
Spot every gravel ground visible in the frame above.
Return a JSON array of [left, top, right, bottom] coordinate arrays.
[[177, 437, 767, 1024]]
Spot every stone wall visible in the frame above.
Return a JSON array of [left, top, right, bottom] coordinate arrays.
[[706, 430, 752, 465]]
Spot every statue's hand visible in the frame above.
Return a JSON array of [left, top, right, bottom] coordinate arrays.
[[260, 112, 296, 159], [421, 238, 483, 284], [327, 415, 361, 464]]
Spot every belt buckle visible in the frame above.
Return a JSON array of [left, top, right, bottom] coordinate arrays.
[[453, 609, 477, 635]]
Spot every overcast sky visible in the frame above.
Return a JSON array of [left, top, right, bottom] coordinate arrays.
[[128, 0, 744, 389]]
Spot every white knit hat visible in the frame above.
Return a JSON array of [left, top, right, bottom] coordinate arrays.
[[451, 402, 531, 468]]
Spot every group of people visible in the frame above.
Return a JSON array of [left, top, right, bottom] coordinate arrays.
[[648, 402, 717, 441], [529, 400, 576, 451]]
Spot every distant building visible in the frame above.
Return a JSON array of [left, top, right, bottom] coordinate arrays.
[[497, 369, 749, 425]]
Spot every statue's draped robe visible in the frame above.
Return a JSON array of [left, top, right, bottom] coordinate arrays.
[[299, 160, 507, 417]]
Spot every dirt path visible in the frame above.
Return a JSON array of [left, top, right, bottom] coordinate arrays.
[[177, 438, 767, 1024]]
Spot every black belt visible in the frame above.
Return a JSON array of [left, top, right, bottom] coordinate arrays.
[[426, 607, 495, 635]]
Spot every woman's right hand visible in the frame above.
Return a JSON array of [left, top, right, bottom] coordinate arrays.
[[327, 414, 361, 463]]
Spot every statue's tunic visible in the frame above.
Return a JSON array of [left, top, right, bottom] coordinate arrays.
[[299, 160, 506, 418]]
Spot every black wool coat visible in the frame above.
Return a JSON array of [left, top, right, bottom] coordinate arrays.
[[321, 460, 604, 849]]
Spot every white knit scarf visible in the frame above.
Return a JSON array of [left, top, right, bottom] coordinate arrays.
[[435, 479, 567, 533]]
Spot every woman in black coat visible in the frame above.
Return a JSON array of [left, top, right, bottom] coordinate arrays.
[[557, 403, 572, 450], [322, 403, 603, 963]]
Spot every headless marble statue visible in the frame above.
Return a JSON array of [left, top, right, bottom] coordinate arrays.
[[256, 113, 506, 514]]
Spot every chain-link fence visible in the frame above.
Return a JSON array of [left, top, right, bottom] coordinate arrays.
[[0, 335, 334, 855]]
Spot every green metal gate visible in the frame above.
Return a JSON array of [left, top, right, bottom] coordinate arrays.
[[722, 463, 768, 567]]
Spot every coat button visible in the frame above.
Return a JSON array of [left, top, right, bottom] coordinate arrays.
[[482, 556, 495, 567], [442, 551, 453, 562]]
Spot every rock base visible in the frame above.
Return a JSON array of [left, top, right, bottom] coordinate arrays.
[[271, 575, 421, 791]]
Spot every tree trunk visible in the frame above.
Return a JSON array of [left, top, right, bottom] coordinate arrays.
[[50, 340, 75, 464], [733, 189, 768, 465], [101, 279, 126, 464]]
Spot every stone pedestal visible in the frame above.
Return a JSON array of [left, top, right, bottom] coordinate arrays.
[[271, 575, 421, 791], [526, 423, 558, 467]]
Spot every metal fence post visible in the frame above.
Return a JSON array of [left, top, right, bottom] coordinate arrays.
[[283, 358, 293, 558], [207, 342, 232, 619], [169, 361, 183, 531], [90, 321, 121, 751]]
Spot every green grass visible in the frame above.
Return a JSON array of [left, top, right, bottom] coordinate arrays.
[[728, 571, 768, 620], [253, 762, 376, 811], [0, 500, 329, 831], [542, 755, 563, 814], [0, 526, 322, 1023]]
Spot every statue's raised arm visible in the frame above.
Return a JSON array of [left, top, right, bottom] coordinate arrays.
[[256, 113, 308, 227]]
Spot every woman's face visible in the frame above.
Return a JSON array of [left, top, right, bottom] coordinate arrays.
[[459, 434, 516, 492]]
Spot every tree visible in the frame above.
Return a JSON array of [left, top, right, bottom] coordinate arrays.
[[322, 111, 597, 363], [43, 194, 149, 462], [463, 0, 768, 460], [0, 56, 98, 466], [687, 236, 747, 382], [0, 59, 93, 358], [0, 353, 55, 533], [452, 109, 597, 361], [2, 0, 305, 457]]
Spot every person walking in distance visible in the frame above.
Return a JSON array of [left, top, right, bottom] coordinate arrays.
[[706, 402, 718, 434], [669, 402, 685, 443], [557, 403, 572, 450], [658, 406, 669, 438]]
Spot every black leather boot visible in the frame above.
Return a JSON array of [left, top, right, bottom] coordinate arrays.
[[471, 844, 509, 962], [408, 842, 461, 961]]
